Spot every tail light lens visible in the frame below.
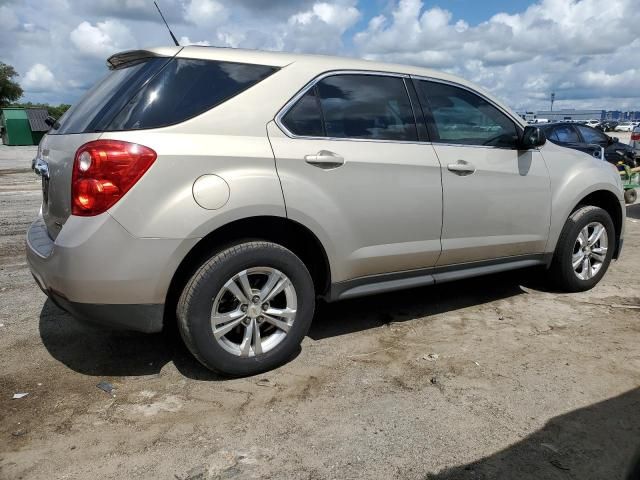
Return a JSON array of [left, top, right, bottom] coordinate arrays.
[[71, 140, 156, 216], [631, 132, 640, 141]]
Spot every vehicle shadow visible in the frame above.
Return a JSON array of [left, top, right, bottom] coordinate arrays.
[[627, 202, 640, 220], [425, 387, 640, 480], [309, 269, 535, 340], [39, 269, 534, 379], [38, 299, 216, 379]]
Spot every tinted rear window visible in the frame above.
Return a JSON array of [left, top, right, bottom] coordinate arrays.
[[53, 58, 277, 134], [317, 75, 418, 141], [55, 58, 168, 134]]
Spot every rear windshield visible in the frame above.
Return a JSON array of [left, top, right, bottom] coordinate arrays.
[[53, 57, 278, 134]]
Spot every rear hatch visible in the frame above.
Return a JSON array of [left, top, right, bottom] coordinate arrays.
[[41, 50, 175, 239]]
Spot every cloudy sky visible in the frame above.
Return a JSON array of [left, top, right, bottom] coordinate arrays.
[[1, 0, 638, 112]]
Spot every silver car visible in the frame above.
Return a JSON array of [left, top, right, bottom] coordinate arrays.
[[27, 47, 626, 376], [631, 124, 640, 158]]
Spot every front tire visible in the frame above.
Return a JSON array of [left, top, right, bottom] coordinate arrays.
[[177, 241, 315, 376], [550, 206, 615, 292]]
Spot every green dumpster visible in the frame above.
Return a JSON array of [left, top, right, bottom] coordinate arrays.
[[1, 108, 49, 146]]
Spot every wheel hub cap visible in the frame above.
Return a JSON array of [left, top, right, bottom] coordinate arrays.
[[247, 303, 262, 318]]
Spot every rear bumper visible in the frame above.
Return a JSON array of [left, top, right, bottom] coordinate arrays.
[[26, 213, 198, 333], [41, 288, 164, 333]]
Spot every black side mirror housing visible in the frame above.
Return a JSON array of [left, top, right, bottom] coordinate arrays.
[[519, 126, 546, 149]]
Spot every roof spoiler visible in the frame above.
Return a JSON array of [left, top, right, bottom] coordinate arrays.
[[106, 49, 172, 70]]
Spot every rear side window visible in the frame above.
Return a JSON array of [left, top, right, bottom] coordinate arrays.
[[575, 125, 607, 144], [416, 80, 518, 148], [53, 58, 277, 134], [317, 75, 417, 141], [280, 74, 418, 141], [109, 59, 277, 131], [281, 88, 324, 137]]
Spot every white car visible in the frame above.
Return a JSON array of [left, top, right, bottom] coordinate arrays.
[[631, 125, 640, 158], [615, 122, 634, 132], [585, 119, 600, 128]]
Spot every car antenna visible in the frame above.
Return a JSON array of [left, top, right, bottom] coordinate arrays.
[[154, 1, 180, 46]]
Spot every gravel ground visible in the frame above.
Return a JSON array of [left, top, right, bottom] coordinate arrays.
[[0, 143, 639, 480]]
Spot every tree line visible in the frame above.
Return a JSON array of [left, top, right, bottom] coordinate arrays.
[[0, 62, 71, 118]]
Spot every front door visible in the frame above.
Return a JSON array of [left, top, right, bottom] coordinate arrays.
[[413, 79, 551, 266]]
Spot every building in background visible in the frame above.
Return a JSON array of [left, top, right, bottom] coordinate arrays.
[[533, 109, 604, 122], [0, 108, 49, 146], [603, 111, 640, 121], [517, 109, 640, 123]]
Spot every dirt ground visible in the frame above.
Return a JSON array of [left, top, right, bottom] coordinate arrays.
[[0, 144, 639, 480]]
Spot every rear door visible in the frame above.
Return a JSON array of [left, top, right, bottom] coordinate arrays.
[[413, 79, 551, 266], [268, 73, 443, 282]]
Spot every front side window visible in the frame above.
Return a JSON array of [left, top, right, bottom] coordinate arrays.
[[550, 125, 580, 143], [416, 80, 518, 148], [576, 125, 607, 144]]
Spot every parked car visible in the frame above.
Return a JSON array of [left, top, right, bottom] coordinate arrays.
[[615, 122, 634, 132], [584, 119, 600, 128], [631, 125, 640, 159], [597, 121, 619, 132], [539, 122, 637, 167], [27, 47, 626, 375]]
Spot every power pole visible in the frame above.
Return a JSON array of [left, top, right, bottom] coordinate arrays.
[[550, 92, 555, 112]]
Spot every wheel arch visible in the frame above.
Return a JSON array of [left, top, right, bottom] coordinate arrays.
[[164, 215, 332, 328], [570, 189, 624, 258]]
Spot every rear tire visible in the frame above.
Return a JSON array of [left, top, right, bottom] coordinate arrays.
[[177, 241, 315, 376], [549, 206, 615, 292]]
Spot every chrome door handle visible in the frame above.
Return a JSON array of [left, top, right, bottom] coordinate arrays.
[[447, 161, 475, 175], [304, 150, 345, 169]]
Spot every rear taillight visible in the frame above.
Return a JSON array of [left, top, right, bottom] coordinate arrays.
[[631, 132, 640, 141], [71, 140, 156, 216]]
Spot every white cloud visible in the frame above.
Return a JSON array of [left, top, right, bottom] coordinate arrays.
[[179, 36, 211, 46], [70, 20, 136, 58], [284, 1, 360, 53], [354, 0, 640, 110], [184, 0, 227, 27], [1, 0, 639, 111], [22, 64, 58, 92], [0, 5, 20, 31]]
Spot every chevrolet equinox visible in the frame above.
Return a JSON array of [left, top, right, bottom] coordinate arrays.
[[27, 47, 626, 375]]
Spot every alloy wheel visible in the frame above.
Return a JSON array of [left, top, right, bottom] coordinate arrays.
[[210, 267, 297, 357], [572, 222, 608, 280]]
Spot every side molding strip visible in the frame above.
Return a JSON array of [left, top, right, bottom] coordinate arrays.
[[326, 255, 547, 302]]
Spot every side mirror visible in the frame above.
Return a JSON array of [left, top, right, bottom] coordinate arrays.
[[520, 126, 546, 149], [613, 137, 619, 143]]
